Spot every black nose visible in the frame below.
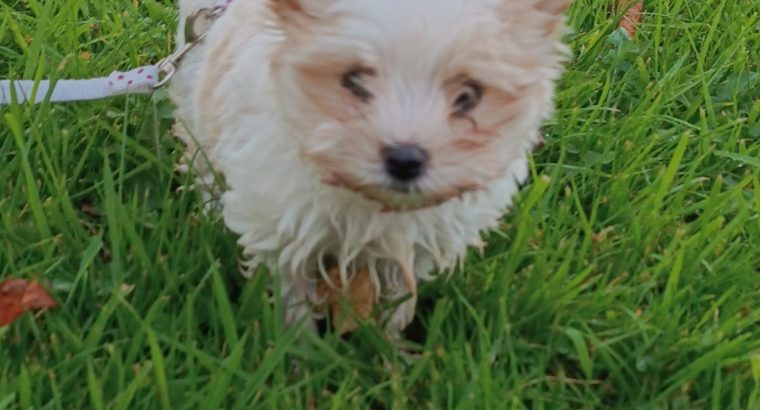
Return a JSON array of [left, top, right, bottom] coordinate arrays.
[[382, 144, 429, 182]]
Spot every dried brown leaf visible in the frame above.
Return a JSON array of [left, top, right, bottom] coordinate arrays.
[[0, 278, 58, 328], [318, 266, 376, 335], [616, 0, 644, 39]]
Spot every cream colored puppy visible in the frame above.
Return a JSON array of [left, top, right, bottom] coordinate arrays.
[[171, 0, 572, 338]]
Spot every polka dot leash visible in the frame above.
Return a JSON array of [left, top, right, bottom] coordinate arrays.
[[0, 65, 160, 105], [0, 0, 232, 106]]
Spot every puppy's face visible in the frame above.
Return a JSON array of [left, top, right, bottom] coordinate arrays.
[[271, 0, 571, 210]]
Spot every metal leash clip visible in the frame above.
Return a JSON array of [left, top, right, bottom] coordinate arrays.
[[153, 6, 226, 89]]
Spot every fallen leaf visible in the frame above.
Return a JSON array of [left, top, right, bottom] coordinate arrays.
[[317, 266, 377, 335], [616, 0, 644, 39], [0, 278, 58, 328]]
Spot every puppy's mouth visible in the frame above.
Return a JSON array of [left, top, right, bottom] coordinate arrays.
[[323, 175, 482, 212]]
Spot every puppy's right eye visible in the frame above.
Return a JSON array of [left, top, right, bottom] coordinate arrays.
[[341, 68, 374, 102], [452, 80, 483, 115]]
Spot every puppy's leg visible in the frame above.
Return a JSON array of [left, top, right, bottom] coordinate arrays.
[[381, 294, 417, 341], [380, 294, 421, 368], [280, 273, 321, 334]]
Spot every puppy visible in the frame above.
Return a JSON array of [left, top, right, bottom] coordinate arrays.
[[171, 0, 572, 338]]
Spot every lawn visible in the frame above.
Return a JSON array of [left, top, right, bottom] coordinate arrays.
[[1, 0, 759, 408]]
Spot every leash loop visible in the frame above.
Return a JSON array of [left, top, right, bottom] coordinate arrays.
[[153, 6, 226, 89], [185, 6, 226, 43]]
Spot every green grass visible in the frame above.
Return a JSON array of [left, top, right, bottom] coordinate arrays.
[[1, 0, 759, 408]]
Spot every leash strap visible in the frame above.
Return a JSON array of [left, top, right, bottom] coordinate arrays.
[[0, 65, 159, 105], [0, 0, 232, 106]]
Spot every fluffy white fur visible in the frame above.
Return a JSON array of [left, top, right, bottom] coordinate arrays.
[[171, 0, 571, 336]]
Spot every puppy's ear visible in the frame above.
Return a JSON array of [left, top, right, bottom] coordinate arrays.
[[270, 0, 304, 16], [270, 0, 308, 26], [269, 0, 332, 27], [531, 0, 572, 36], [535, 0, 573, 14]]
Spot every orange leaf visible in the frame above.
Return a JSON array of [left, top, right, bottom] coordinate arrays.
[[0, 278, 58, 328], [318, 266, 377, 335], [616, 0, 644, 39]]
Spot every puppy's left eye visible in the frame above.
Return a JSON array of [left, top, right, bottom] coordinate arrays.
[[452, 81, 483, 115], [341, 68, 374, 102]]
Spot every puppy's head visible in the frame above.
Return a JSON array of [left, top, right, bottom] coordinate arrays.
[[270, 0, 571, 211]]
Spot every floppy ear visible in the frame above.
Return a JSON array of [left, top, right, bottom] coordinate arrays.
[[269, 0, 334, 26], [270, 0, 303, 15], [270, 0, 309, 27], [531, 0, 572, 36], [535, 0, 573, 14]]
